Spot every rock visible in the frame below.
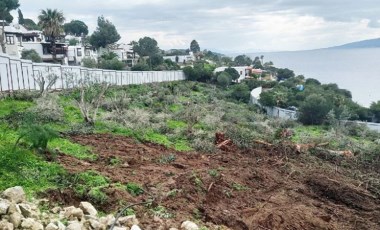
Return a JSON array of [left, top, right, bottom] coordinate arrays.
[[153, 216, 163, 224], [9, 212, 22, 228], [0, 220, 14, 230], [88, 219, 100, 229], [66, 222, 82, 230], [51, 207, 62, 214], [7, 204, 20, 215], [18, 203, 33, 218], [56, 221, 66, 230], [21, 218, 43, 230], [99, 214, 115, 227], [64, 206, 84, 221], [2, 187, 26, 204], [131, 225, 141, 230], [113, 227, 128, 230], [118, 215, 139, 227], [79, 202, 98, 217], [0, 199, 10, 215], [45, 223, 59, 230], [181, 221, 199, 230]]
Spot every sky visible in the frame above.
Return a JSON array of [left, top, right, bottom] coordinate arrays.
[[13, 0, 380, 53]]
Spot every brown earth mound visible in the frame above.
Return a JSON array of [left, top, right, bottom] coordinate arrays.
[[48, 133, 379, 230]]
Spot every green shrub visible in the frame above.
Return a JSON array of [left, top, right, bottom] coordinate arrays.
[[217, 72, 231, 88], [16, 124, 59, 152], [21, 49, 42, 63], [126, 182, 144, 196]]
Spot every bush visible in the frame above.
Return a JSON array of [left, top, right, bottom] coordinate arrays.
[[230, 83, 250, 103], [131, 63, 150, 71], [82, 57, 97, 68], [16, 124, 59, 152], [21, 49, 42, 63], [298, 94, 333, 125], [98, 58, 125, 70], [217, 72, 231, 88]]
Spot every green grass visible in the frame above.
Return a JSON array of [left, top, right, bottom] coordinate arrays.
[[0, 145, 65, 195], [143, 131, 172, 147], [49, 138, 97, 160], [292, 125, 326, 142], [0, 99, 34, 117], [167, 120, 187, 129]]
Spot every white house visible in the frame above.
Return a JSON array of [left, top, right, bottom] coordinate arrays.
[[164, 52, 195, 65], [214, 66, 265, 82], [1, 22, 68, 64]]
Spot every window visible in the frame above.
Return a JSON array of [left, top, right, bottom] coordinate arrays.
[[77, 48, 82, 57], [6, 36, 15, 45], [85, 50, 90, 56]]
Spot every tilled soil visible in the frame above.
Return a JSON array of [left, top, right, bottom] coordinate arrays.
[[50, 133, 380, 230]]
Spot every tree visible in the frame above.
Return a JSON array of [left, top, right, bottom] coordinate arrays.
[[190, 40, 200, 53], [90, 16, 120, 49], [370, 101, 380, 122], [148, 53, 164, 68], [0, 0, 20, 53], [98, 51, 124, 70], [298, 94, 333, 125], [252, 56, 263, 69], [17, 8, 24, 24], [81, 57, 97, 68], [64, 20, 88, 36], [234, 55, 252, 66], [217, 72, 231, 88], [21, 49, 42, 62], [38, 9, 65, 62], [276, 68, 295, 81], [133, 37, 159, 57], [224, 67, 240, 81], [230, 83, 250, 103], [23, 18, 40, 30]]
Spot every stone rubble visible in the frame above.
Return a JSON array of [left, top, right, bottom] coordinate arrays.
[[0, 186, 203, 230]]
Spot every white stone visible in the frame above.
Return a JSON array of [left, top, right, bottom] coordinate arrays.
[[66, 222, 82, 230], [131, 225, 141, 230], [79, 202, 98, 217], [114, 227, 128, 230], [18, 203, 33, 218], [0, 220, 14, 230], [2, 187, 26, 204], [118, 215, 139, 227], [56, 221, 66, 230], [7, 203, 20, 215], [51, 207, 62, 214], [0, 199, 10, 215], [9, 212, 22, 228], [64, 206, 84, 221], [21, 218, 43, 230], [45, 223, 59, 230], [181, 221, 199, 230]]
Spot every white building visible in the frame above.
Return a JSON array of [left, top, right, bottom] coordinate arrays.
[[214, 66, 264, 82], [1, 22, 68, 64], [164, 52, 195, 65]]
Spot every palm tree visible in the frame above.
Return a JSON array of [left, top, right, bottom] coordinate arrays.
[[38, 9, 65, 62]]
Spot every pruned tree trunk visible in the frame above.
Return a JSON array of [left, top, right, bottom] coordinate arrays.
[[0, 20, 6, 54], [51, 36, 57, 62]]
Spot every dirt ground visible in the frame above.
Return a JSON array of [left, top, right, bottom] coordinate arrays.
[[49, 133, 380, 230]]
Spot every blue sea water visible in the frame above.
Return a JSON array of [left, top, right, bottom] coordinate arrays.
[[249, 48, 380, 107]]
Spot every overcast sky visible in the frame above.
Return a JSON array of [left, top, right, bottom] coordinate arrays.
[[14, 0, 380, 53]]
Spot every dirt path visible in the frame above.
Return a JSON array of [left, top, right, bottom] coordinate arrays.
[[52, 134, 380, 230]]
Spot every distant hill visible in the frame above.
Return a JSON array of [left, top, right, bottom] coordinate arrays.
[[328, 38, 380, 49]]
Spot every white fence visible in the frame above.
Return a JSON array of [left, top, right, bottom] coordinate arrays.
[[0, 53, 185, 93]]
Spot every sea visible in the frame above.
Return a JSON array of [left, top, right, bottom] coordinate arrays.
[[249, 48, 380, 108]]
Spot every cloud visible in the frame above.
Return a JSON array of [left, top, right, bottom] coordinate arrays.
[[14, 0, 380, 52]]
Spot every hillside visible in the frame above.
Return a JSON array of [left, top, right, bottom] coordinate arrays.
[[0, 81, 380, 229], [328, 38, 380, 49]]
